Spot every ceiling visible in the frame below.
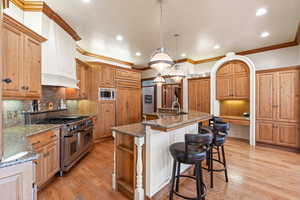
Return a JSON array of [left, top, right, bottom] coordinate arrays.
[[45, 0, 300, 67]]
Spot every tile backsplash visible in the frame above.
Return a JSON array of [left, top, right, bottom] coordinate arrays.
[[2, 86, 94, 128]]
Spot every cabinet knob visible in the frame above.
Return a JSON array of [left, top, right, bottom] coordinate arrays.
[[21, 86, 26, 90], [2, 78, 12, 84]]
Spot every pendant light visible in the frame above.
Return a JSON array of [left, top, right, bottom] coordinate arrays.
[[153, 73, 166, 86], [168, 34, 186, 82], [149, 0, 173, 72]]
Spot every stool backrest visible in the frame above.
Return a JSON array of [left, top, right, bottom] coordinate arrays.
[[209, 116, 223, 126], [184, 133, 213, 153], [213, 121, 230, 135]]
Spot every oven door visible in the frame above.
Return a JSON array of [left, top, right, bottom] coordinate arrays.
[[79, 127, 93, 152], [62, 133, 80, 167]]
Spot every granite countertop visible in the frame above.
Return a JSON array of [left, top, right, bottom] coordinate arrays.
[[0, 124, 62, 168], [112, 123, 145, 137], [142, 111, 212, 129]]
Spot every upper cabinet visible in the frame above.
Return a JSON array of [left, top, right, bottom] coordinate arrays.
[[2, 14, 46, 99], [65, 59, 90, 100], [216, 61, 250, 100], [100, 65, 115, 88], [256, 69, 299, 123], [188, 78, 210, 113]]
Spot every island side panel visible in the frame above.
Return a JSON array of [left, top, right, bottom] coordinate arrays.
[[114, 132, 146, 200], [145, 123, 198, 198]]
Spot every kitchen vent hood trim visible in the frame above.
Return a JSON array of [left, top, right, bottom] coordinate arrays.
[[42, 73, 79, 88]]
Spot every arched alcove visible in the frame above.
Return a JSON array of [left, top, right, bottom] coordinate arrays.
[[210, 52, 256, 146]]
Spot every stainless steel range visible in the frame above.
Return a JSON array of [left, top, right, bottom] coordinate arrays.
[[37, 115, 94, 176]]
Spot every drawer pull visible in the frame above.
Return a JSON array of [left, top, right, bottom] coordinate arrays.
[[32, 141, 41, 146], [51, 135, 57, 138]]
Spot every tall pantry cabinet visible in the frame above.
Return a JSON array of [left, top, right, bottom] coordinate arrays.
[[89, 63, 141, 141], [188, 78, 210, 113], [256, 68, 300, 148]]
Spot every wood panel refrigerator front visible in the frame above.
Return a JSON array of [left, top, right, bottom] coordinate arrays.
[[256, 69, 300, 148]]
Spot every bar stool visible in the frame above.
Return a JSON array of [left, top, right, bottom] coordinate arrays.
[[204, 121, 230, 188], [169, 129, 213, 200]]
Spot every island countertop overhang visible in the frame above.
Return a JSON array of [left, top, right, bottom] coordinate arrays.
[[142, 111, 212, 131]]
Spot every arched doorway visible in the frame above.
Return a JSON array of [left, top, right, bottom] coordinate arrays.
[[210, 52, 256, 146]]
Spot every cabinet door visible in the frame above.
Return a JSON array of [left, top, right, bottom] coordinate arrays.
[[275, 123, 299, 148], [234, 74, 249, 99], [80, 65, 88, 99], [217, 63, 233, 76], [116, 88, 129, 125], [198, 79, 210, 113], [276, 70, 299, 123], [216, 76, 233, 99], [2, 23, 24, 97], [44, 141, 60, 180], [23, 36, 41, 98], [233, 61, 248, 75], [256, 121, 274, 144], [34, 147, 45, 187], [188, 80, 197, 112], [127, 88, 141, 123], [256, 73, 276, 121], [103, 101, 116, 137], [102, 66, 115, 87]]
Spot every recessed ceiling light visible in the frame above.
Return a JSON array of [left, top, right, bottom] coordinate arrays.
[[136, 52, 141, 56], [82, 0, 90, 3], [260, 32, 270, 38], [214, 45, 220, 49], [116, 35, 123, 41], [181, 53, 186, 57], [256, 8, 267, 16]]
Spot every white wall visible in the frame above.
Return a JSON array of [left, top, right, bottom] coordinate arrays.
[[142, 45, 300, 120]]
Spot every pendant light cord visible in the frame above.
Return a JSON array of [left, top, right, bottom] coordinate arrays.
[[160, 0, 164, 49]]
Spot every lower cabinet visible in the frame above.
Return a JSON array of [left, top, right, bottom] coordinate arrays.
[[94, 101, 116, 140], [27, 128, 60, 188], [0, 161, 34, 200], [256, 121, 299, 148]]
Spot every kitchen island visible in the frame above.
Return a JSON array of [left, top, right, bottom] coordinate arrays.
[[112, 111, 211, 200]]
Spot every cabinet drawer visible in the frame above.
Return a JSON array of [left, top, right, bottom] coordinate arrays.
[[116, 69, 140, 81], [28, 128, 60, 149], [116, 80, 141, 88]]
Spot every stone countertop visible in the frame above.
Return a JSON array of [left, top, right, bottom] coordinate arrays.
[[0, 124, 62, 168], [112, 123, 145, 137], [142, 111, 212, 129]]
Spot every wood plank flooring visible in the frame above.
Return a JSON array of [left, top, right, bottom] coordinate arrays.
[[38, 139, 300, 200]]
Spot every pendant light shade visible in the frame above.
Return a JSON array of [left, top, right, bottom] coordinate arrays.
[[149, 48, 173, 71], [149, 0, 173, 72], [153, 73, 166, 86]]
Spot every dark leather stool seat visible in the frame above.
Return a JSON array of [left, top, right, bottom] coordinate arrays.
[[170, 143, 207, 164]]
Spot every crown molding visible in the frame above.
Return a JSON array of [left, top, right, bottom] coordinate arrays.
[[76, 46, 134, 67], [4, 13, 47, 42], [8, 0, 81, 41]]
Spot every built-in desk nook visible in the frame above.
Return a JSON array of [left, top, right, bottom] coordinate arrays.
[[112, 112, 211, 200]]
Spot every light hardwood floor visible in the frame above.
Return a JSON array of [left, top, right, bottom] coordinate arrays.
[[38, 139, 300, 200]]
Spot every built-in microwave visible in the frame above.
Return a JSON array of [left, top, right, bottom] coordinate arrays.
[[99, 88, 116, 100]]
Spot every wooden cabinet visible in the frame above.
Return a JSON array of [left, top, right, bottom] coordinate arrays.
[[65, 59, 90, 99], [116, 87, 141, 126], [0, 161, 34, 200], [256, 69, 299, 123], [94, 101, 116, 140], [2, 15, 46, 99], [216, 60, 249, 100], [102, 66, 115, 87], [188, 78, 210, 113], [256, 68, 300, 148], [256, 121, 299, 148], [27, 128, 60, 188]]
